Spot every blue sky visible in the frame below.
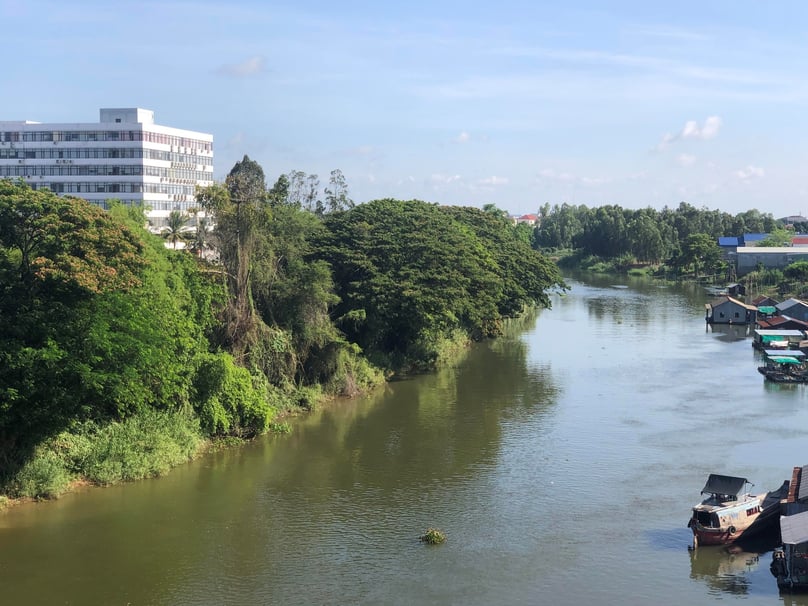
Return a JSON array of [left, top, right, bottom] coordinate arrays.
[[3, 0, 808, 217]]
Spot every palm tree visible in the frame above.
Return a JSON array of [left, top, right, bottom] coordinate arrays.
[[190, 216, 211, 257], [162, 210, 190, 249]]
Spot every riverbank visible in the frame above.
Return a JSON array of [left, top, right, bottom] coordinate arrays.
[[0, 329, 478, 508]]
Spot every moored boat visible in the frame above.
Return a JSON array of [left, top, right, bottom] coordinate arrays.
[[688, 474, 786, 548], [757, 351, 808, 383]]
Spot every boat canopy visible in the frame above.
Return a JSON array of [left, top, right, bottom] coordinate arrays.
[[701, 474, 748, 497], [755, 329, 805, 337], [781, 510, 808, 545], [771, 357, 803, 365], [758, 306, 777, 315], [764, 349, 806, 358]]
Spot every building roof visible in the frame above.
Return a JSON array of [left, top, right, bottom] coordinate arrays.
[[780, 510, 808, 545], [718, 236, 740, 246], [752, 295, 779, 306], [777, 298, 808, 311], [708, 295, 758, 311], [793, 236, 808, 246], [735, 246, 804, 254], [764, 349, 806, 358], [743, 233, 768, 241], [754, 329, 806, 337]]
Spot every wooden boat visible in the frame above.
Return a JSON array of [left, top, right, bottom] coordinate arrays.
[[770, 510, 808, 592], [758, 351, 808, 383], [688, 474, 786, 548]]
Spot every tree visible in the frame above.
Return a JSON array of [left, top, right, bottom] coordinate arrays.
[[162, 210, 190, 249], [784, 261, 808, 282], [757, 227, 793, 247], [627, 212, 665, 263], [316, 199, 564, 366], [268, 174, 290, 207], [324, 169, 354, 213], [679, 233, 723, 277], [304, 173, 322, 215]]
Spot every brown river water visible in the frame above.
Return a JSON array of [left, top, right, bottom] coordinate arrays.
[[2, 273, 808, 605]]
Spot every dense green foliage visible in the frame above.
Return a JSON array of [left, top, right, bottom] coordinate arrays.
[[536, 201, 778, 274], [316, 199, 565, 368], [0, 166, 565, 499], [0, 180, 272, 494]]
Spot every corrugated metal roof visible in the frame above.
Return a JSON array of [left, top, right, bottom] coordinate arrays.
[[781, 510, 808, 545], [764, 349, 806, 358], [800, 465, 808, 502], [755, 329, 806, 337]]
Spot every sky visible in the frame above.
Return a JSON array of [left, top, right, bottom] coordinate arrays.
[[3, 0, 808, 217]]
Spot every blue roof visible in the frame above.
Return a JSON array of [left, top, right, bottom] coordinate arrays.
[[743, 233, 768, 242], [718, 236, 739, 246]]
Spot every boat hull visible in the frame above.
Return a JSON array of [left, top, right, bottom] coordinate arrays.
[[689, 491, 781, 547]]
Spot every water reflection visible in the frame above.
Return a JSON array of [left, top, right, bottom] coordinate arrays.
[[689, 533, 780, 597], [689, 545, 762, 595], [707, 323, 752, 343]]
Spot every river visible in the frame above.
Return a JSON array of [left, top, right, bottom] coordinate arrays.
[[2, 273, 808, 605]]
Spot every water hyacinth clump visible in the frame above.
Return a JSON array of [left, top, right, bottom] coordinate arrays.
[[420, 528, 446, 545]]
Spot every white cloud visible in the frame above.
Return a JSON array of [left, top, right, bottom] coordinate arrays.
[[735, 165, 765, 180], [656, 116, 722, 151], [478, 176, 509, 186], [430, 173, 462, 185], [677, 153, 696, 167], [454, 131, 471, 144], [684, 116, 722, 140], [538, 168, 575, 182], [216, 55, 267, 78]]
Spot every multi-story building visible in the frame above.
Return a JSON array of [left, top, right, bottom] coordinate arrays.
[[0, 108, 213, 229]]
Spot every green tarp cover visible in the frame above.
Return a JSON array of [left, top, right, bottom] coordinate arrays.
[[758, 306, 777, 314], [762, 335, 785, 343], [771, 357, 802, 365]]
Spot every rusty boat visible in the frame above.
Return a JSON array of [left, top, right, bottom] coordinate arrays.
[[688, 474, 786, 548]]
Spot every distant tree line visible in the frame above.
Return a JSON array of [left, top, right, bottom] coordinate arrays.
[[533, 202, 780, 275]]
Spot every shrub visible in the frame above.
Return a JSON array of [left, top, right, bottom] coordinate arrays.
[[193, 352, 276, 436], [8, 449, 72, 499], [79, 410, 202, 485]]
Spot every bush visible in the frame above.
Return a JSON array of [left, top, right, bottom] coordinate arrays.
[[78, 410, 202, 485], [193, 352, 276, 436], [8, 449, 72, 499]]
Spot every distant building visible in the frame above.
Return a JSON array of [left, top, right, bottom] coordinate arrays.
[[731, 247, 808, 276], [705, 295, 758, 324], [740, 233, 768, 247], [511, 213, 539, 226], [777, 299, 808, 323], [781, 215, 808, 226], [0, 108, 213, 229], [792, 235, 808, 247]]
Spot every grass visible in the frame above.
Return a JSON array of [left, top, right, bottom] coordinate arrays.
[[4, 409, 204, 499]]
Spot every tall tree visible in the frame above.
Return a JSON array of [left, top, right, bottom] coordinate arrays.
[[324, 169, 353, 213]]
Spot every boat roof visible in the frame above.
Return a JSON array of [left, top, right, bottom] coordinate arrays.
[[781, 510, 808, 545], [764, 349, 806, 358], [754, 329, 805, 336], [701, 474, 748, 497]]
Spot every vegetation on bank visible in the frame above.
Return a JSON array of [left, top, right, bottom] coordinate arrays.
[[536, 203, 808, 299], [0, 164, 564, 501]]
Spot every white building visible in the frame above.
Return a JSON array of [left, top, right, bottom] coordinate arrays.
[[0, 108, 213, 229]]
